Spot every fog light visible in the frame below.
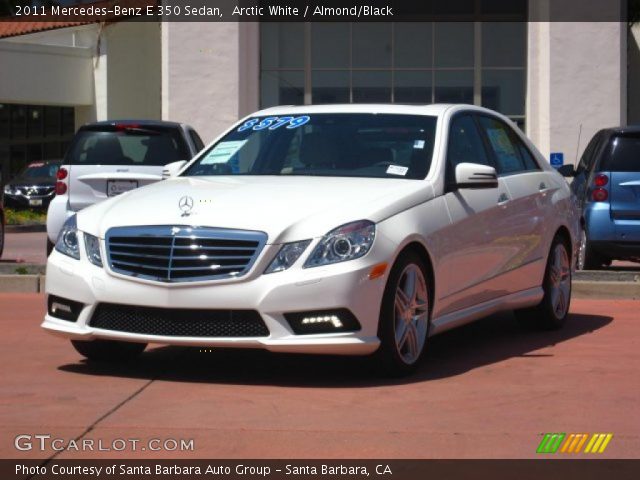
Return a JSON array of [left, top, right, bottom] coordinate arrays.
[[284, 309, 360, 335], [47, 295, 83, 322], [301, 315, 343, 328]]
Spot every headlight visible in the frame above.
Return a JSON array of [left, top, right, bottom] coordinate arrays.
[[55, 215, 80, 260], [264, 240, 311, 274], [304, 220, 375, 268], [84, 233, 103, 267], [3, 185, 13, 194]]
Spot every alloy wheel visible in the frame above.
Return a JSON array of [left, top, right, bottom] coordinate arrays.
[[393, 264, 429, 365], [577, 228, 587, 270]]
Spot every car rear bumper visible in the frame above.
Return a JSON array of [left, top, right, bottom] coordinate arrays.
[[589, 241, 640, 260]]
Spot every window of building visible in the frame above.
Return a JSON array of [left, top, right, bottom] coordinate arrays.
[[260, 5, 527, 129], [0, 103, 75, 184]]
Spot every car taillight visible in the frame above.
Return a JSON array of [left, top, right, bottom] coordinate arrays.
[[55, 182, 67, 195], [594, 173, 608, 187], [56, 168, 68, 180], [592, 188, 608, 202], [115, 123, 139, 131]]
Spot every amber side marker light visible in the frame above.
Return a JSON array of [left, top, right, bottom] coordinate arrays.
[[369, 263, 388, 280]]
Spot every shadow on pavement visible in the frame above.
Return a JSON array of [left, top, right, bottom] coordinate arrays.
[[58, 310, 612, 387]]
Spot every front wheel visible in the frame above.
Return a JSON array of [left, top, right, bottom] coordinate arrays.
[[516, 235, 571, 330], [71, 339, 147, 362], [375, 251, 431, 376], [46, 238, 55, 257]]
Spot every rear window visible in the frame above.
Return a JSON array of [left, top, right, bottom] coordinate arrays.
[[65, 127, 190, 166], [601, 135, 640, 172], [21, 163, 59, 178]]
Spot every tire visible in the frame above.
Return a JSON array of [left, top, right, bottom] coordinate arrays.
[[46, 238, 55, 257], [577, 225, 607, 270], [516, 235, 571, 330], [71, 339, 147, 362], [374, 251, 431, 376]]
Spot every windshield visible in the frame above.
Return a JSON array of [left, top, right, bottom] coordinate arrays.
[[65, 127, 190, 166], [20, 163, 59, 179], [183, 113, 437, 180]]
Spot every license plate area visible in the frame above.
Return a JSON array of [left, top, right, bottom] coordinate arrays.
[[107, 180, 138, 197], [28, 199, 43, 206]]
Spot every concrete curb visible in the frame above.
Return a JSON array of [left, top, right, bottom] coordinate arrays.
[[0, 275, 45, 293], [573, 281, 640, 300], [5, 224, 46, 234]]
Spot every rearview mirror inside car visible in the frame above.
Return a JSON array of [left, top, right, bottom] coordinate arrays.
[[455, 163, 498, 189], [162, 160, 188, 179]]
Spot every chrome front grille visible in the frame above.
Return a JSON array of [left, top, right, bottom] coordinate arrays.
[[105, 226, 267, 283], [17, 185, 55, 196]]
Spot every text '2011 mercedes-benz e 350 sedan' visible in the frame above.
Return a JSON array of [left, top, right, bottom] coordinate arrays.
[[43, 104, 579, 375]]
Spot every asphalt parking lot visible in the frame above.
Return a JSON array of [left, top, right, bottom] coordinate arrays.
[[1, 293, 638, 459]]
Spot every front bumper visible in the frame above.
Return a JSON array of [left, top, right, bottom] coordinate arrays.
[[42, 238, 392, 355], [4, 192, 54, 209]]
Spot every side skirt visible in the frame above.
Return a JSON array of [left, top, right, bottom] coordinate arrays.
[[429, 287, 544, 336]]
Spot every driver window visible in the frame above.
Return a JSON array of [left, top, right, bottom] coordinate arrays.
[[446, 115, 491, 186]]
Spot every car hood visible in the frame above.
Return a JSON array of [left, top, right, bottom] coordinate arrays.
[[78, 176, 435, 243]]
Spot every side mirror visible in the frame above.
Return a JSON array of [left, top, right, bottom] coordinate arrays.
[[556, 164, 576, 177], [162, 160, 188, 179], [455, 163, 498, 189]]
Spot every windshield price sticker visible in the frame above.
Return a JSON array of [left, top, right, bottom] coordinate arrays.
[[201, 140, 247, 165], [386, 165, 409, 176], [237, 116, 311, 132]]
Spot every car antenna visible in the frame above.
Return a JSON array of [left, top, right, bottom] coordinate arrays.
[[574, 123, 583, 165]]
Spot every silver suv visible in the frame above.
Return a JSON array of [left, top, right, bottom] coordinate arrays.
[[46, 120, 204, 254]]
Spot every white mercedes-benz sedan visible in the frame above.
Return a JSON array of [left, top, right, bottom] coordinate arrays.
[[43, 104, 579, 375]]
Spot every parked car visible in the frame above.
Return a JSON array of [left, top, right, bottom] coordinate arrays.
[[46, 120, 205, 255], [42, 105, 579, 375], [0, 188, 4, 259], [559, 127, 640, 269], [3, 161, 61, 210]]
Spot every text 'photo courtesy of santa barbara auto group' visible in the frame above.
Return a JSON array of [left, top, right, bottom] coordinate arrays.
[[0, 0, 638, 479]]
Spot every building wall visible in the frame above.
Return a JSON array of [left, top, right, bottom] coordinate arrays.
[[104, 21, 162, 121], [161, 22, 259, 143], [527, 1, 626, 165], [0, 22, 162, 129], [0, 41, 93, 106], [628, 23, 640, 124]]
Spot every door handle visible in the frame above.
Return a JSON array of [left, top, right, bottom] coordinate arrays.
[[539, 182, 547, 191]]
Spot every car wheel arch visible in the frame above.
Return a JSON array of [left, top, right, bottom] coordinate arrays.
[[552, 226, 573, 262], [391, 240, 436, 315]]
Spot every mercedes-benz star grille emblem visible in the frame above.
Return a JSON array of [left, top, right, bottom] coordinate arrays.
[[178, 196, 194, 216]]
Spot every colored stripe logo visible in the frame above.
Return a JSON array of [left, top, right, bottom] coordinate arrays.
[[537, 433, 613, 454]]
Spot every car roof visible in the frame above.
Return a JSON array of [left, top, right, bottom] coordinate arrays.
[[253, 103, 467, 117], [81, 120, 187, 128], [252, 103, 512, 121], [599, 125, 640, 136], [26, 160, 61, 165]]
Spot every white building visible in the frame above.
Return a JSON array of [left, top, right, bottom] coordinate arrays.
[[0, 0, 635, 181]]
